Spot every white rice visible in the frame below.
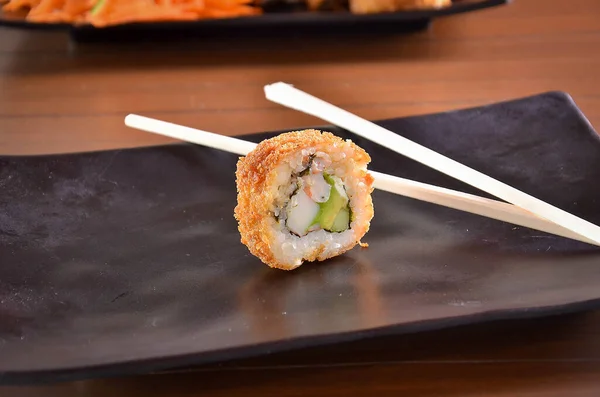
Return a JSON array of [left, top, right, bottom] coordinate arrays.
[[265, 146, 371, 268]]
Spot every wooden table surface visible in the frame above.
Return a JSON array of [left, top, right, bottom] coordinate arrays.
[[2, 0, 600, 395]]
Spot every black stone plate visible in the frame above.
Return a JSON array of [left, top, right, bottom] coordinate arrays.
[[1, 91, 600, 385], [0, 0, 508, 42]]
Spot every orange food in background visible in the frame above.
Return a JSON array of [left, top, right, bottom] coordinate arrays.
[[349, 0, 451, 14], [0, 0, 262, 26], [0, 0, 452, 26]]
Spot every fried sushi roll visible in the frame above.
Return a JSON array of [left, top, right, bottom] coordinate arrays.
[[234, 129, 375, 270]]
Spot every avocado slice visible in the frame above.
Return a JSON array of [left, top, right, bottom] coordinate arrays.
[[330, 207, 350, 232], [315, 174, 349, 231]]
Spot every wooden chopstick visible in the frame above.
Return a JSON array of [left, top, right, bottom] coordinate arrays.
[[124, 114, 598, 246], [264, 82, 600, 246]]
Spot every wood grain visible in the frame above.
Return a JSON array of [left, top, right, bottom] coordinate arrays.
[[1, 0, 600, 395]]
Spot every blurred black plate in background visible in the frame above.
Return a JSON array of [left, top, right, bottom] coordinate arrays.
[[0, 0, 507, 42]]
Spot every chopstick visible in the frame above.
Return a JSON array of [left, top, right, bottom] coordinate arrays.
[[264, 82, 600, 246], [124, 114, 598, 246]]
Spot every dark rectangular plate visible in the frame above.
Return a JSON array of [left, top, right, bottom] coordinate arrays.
[[0, 0, 508, 41], [1, 90, 600, 385]]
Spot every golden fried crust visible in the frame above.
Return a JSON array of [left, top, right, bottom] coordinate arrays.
[[234, 129, 373, 270]]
